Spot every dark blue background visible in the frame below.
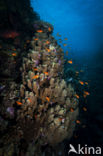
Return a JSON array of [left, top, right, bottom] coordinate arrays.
[[31, 0, 103, 58]]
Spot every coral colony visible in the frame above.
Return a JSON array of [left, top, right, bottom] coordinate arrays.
[[0, 21, 79, 155], [17, 21, 79, 145]]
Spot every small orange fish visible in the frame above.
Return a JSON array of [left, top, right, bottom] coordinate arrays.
[[63, 44, 67, 46], [12, 53, 17, 56], [57, 33, 61, 37], [44, 72, 49, 75], [75, 94, 80, 99], [34, 38, 38, 41], [46, 97, 50, 102], [68, 60, 73, 64], [46, 48, 51, 52], [46, 41, 50, 44], [37, 30, 43, 33], [79, 81, 84, 85], [70, 108, 74, 112], [85, 82, 88, 85], [33, 68, 38, 71], [32, 75, 39, 79], [26, 40, 30, 43], [76, 71, 79, 74], [28, 98, 32, 103], [48, 27, 52, 32], [64, 38, 68, 40], [84, 91, 90, 96], [76, 120, 81, 124], [83, 107, 87, 112], [16, 101, 22, 105]]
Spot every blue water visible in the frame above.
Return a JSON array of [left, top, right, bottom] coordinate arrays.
[[31, 0, 103, 58]]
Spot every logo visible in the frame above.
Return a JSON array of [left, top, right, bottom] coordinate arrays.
[[68, 144, 102, 155]]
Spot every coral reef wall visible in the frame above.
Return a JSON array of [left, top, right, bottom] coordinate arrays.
[[0, 0, 79, 155], [17, 21, 79, 146]]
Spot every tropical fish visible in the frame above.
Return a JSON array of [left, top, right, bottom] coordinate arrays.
[[46, 97, 50, 102], [64, 38, 68, 40], [75, 94, 80, 99], [34, 38, 38, 41], [70, 108, 74, 112], [16, 101, 22, 105], [46, 48, 51, 52], [63, 44, 67, 46], [57, 33, 61, 37], [32, 75, 39, 79], [37, 30, 43, 33], [83, 107, 87, 112], [68, 60, 73, 64], [33, 67, 38, 71], [79, 81, 84, 85], [76, 120, 81, 124], [85, 82, 88, 85], [46, 41, 50, 44], [12, 53, 16, 56], [76, 71, 79, 74], [59, 41, 62, 43], [48, 27, 52, 32], [59, 38, 62, 41], [44, 72, 49, 75], [84, 91, 90, 96]]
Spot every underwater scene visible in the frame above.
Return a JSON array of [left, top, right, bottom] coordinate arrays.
[[0, 0, 103, 155]]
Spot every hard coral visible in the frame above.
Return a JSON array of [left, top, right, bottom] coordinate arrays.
[[17, 21, 79, 146]]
